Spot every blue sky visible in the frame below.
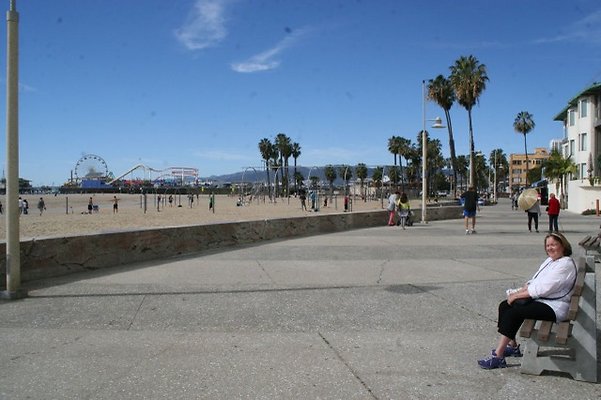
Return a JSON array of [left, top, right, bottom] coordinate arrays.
[[1, 0, 601, 186]]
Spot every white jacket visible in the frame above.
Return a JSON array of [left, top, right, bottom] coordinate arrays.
[[527, 256, 577, 321]]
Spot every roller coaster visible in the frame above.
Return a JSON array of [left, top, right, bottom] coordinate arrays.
[[108, 164, 199, 186]]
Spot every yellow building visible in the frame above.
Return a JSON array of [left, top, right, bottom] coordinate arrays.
[[509, 147, 550, 189]]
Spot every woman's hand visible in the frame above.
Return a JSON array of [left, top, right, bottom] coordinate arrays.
[[507, 286, 531, 305]]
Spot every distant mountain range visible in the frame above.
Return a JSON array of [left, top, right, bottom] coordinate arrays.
[[202, 166, 373, 185]]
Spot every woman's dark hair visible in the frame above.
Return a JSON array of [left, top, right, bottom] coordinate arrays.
[[545, 232, 572, 256], [400, 192, 408, 203]]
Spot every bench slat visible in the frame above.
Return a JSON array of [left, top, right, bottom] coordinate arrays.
[[578, 235, 593, 247], [537, 320, 553, 342], [567, 295, 580, 321], [573, 258, 587, 296], [556, 321, 571, 345], [520, 319, 535, 338]]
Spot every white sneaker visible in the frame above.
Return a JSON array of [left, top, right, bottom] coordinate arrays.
[[465, 230, 470, 235]]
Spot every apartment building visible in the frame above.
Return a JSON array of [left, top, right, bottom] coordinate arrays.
[[553, 82, 601, 212], [509, 147, 550, 190]]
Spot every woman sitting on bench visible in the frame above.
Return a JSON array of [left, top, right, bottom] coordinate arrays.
[[478, 232, 577, 369]]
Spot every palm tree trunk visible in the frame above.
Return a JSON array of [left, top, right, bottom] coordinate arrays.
[[399, 154, 405, 192], [293, 158, 297, 194], [523, 134, 529, 186], [444, 109, 458, 197], [265, 167, 271, 200], [393, 154, 398, 190], [468, 109, 475, 188]]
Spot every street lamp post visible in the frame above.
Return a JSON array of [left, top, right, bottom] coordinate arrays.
[[493, 150, 497, 203], [421, 80, 445, 224]]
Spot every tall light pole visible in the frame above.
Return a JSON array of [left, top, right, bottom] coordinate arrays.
[[421, 80, 445, 224], [493, 150, 497, 203], [1, 0, 25, 299]]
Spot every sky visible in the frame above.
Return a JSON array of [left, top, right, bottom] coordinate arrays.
[[1, 0, 601, 186]]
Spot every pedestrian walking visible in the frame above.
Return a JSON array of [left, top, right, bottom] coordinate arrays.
[[37, 197, 46, 216], [461, 186, 479, 234], [387, 191, 399, 226], [299, 192, 307, 211], [526, 199, 541, 233], [546, 193, 560, 232], [112, 196, 119, 213], [396, 192, 411, 229]]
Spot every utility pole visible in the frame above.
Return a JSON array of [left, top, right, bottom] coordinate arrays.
[[2, 0, 25, 299]]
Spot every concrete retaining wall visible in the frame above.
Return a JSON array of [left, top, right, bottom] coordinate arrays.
[[0, 205, 462, 283]]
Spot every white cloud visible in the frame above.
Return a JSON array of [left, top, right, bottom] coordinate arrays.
[[533, 9, 601, 45], [231, 28, 310, 73], [174, 0, 229, 50]]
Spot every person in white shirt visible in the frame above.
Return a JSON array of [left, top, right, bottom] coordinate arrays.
[[478, 232, 577, 369]]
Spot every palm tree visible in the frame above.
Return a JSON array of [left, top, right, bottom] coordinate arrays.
[[355, 163, 368, 201], [513, 111, 535, 186], [275, 133, 292, 196], [372, 167, 383, 186], [489, 149, 508, 196], [293, 171, 304, 190], [449, 55, 489, 187], [456, 155, 469, 192], [372, 166, 383, 202], [258, 138, 274, 196], [544, 149, 577, 208], [291, 142, 301, 194], [387, 136, 402, 188], [270, 143, 280, 196], [397, 137, 412, 191], [324, 165, 337, 195], [427, 75, 458, 196]]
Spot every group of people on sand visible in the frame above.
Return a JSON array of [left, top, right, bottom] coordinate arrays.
[[386, 191, 412, 229], [86, 196, 119, 214], [0, 197, 47, 216]]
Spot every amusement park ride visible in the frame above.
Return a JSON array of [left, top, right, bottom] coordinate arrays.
[[70, 154, 199, 188]]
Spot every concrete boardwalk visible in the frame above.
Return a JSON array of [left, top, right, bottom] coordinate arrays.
[[1, 199, 600, 399]]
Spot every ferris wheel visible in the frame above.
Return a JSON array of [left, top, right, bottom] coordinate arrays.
[[74, 153, 109, 180]]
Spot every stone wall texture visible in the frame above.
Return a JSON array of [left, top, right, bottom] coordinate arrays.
[[1, 206, 462, 283]]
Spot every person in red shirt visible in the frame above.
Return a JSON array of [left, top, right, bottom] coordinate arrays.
[[547, 193, 561, 232]]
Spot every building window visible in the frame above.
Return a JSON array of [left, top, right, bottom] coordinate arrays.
[[512, 160, 522, 165], [597, 94, 601, 119], [580, 133, 588, 151], [513, 169, 522, 175], [580, 99, 588, 118], [569, 110, 576, 126], [570, 139, 575, 156]]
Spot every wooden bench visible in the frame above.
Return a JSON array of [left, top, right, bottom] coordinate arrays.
[[519, 256, 597, 382], [578, 235, 601, 262]]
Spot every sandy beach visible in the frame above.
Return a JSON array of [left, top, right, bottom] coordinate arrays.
[[0, 193, 389, 240]]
